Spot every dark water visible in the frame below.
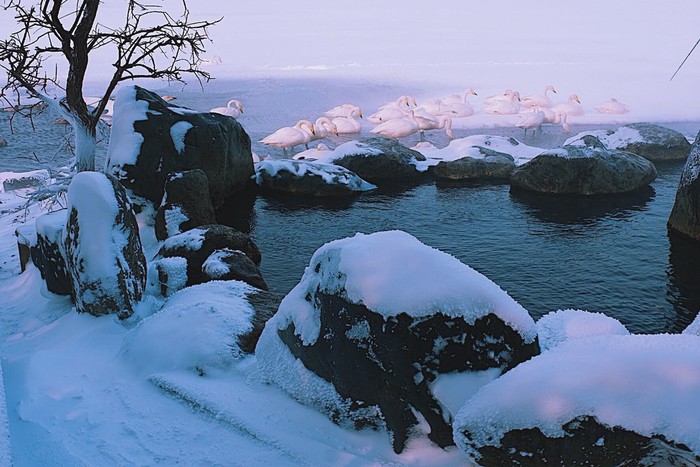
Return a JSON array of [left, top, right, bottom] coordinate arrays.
[[1, 78, 699, 334]]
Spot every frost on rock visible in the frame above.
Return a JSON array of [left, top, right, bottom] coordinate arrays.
[[536, 309, 629, 352], [256, 230, 538, 453], [162, 228, 206, 252], [122, 281, 257, 376], [147, 256, 188, 297], [254, 159, 376, 196], [62, 172, 147, 319], [453, 334, 700, 466], [170, 121, 193, 154]]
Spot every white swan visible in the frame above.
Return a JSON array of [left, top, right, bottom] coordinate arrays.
[[370, 110, 420, 139], [292, 143, 333, 160], [541, 109, 570, 133], [211, 100, 243, 119], [552, 94, 584, 116], [310, 117, 339, 142], [416, 114, 453, 140], [521, 85, 557, 108], [484, 89, 519, 106], [441, 88, 478, 106], [323, 104, 362, 118], [260, 119, 316, 157], [368, 95, 416, 123], [417, 99, 444, 115], [332, 109, 363, 134], [484, 92, 521, 115], [516, 108, 546, 136], [594, 98, 629, 114]]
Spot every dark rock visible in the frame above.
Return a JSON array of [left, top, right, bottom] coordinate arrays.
[[0, 138, 7, 147], [668, 130, 700, 241], [35, 212, 72, 295], [468, 416, 700, 467], [332, 137, 426, 183], [202, 248, 268, 291], [254, 159, 376, 197], [105, 85, 254, 208], [239, 288, 281, 354], [155, 169, 217, 241], [511, 138, 657, 195], [15, 224, 36, 273], [63, 172, 147, 319], [433, 148, 515, 181], [618, 123, 691, 161], [156, 224, 262, 290]]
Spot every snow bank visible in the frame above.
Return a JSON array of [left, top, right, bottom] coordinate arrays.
[[536, 309, 630, 352], [266, 230, 536, 346], [0, 361, 11, 467], [254, 159, 377, 191], [454, 334, 700, 457], [104, 85, 151, 175], [122, 281, 256, 376]]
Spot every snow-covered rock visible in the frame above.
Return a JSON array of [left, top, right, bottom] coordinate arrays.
[[254, 159, 376, 197], [432, 148, 515, 181], [0, 169, 49, 192], [256, 230, 538, 454], [122, 281, 278, 376], [536, 309, 629, 352], [155, 225, 263, 292], [62, 172, 147, 319], [668, 130, 700, 241], [154, 169, 217, 241], [453, 334, 700, 466], [35, 211, 72, 295], [565, 123, 691, 161], [15, 224, 37, 272], [201, 248, 268, 290], [511, 136, 657, 195], [104, 85, 254, 208]]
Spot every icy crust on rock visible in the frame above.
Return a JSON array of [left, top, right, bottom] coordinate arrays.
[[412, 135, 545, 169], [122, 281, 256, 375], [269, 230, 536, 345], [679, 135, 700, 188], [564, 126, 643, 149], [536, 309, 630, 352], [170, 121, 193, 154], [146, 256, 188, 296], [453, 334, 700, 458], [202, 248, 241, 279], [254, 159, 377, 191], [63, 172, 124, 285], [161, 228, 205, 251], [105, 85, 151, 173]]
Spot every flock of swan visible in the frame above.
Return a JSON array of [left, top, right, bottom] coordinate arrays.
[[208, 86, 630, 156]]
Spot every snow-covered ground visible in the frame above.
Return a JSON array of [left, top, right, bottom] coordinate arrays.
[[2, 1, 700, 465]]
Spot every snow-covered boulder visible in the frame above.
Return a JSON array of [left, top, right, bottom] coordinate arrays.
[[15, 224, 36, 272], [565, 123, 691, 161], [254, 159, 376, 197], [155, 169, 217, 241], [453, 334, 700, 466], [511, 136, 657, 195], [433, 148, 515, 181], [536, 309, 629, 352], [63, 172, 147, 319], [155, 225, 263, 292], [35, 211, 72, 295], [317, 138, 427, 183], [105, 85, 254, 208], [256, 230, 538, 454], [0, 169, 49, 192], [202, 248, 268, 291], [122, 281, 279, 376], [668, 130, 700, 241]]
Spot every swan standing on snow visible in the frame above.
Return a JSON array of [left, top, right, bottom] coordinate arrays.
[[332, 109, 363, 134], [484, 91, 521, 115], [594, 98, 629, 114], [520, 85, 557, 108], [260, 120, 316, 157], [211, 100, 244, 119], [552, 94, 584, 116], [516, 108, 546, 136], [323, 104, 362, 118], [370, 110, 420, 139]]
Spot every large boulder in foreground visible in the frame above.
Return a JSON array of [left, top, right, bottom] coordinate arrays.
[[62, 172, 146, 319], [329, 138, 427, 183], [453, 334, 700, 466], [668, 131, 700, 241], [105, 85, 253, 208], [34, 212, 72, 295], [122, 281, 280, 376], [565, 123, 691, 161], [254, 159, 376, 196], [432, 148, 515, 181], [154, 224, 263, 293], [155, 169, 217, 241], [256, 230, 538, 454], [511, 136, 657, 195]]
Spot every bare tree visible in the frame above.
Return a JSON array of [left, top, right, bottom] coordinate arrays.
[[0, 0, 220, 172]]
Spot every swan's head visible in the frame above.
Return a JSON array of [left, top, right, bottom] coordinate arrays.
[[545, 85, 557, 94], [504, 89, 513, 95], [513, 91, 521, 101], [467, 88, 478, 96], [571, 94, 580, 103]]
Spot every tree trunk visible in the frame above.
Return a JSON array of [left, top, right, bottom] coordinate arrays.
[[74, 122, 97, 172]]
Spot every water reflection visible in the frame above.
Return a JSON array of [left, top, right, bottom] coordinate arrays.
[[666, 231, 700, 332], [510, 187, 655, 226]]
